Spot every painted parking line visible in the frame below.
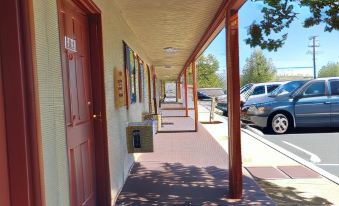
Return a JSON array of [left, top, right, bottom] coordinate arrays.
[[317, 164, 339, 166], [242, 128, 339, 184], [282, 141, 321, 164]]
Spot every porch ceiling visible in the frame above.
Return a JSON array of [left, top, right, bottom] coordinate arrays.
[[114, 0, 223, 80]]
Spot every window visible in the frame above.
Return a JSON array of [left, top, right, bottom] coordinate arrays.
[[330, 80, 339, 96], [303, 81, 326, 96], [267, 84, 280, 93], [252, 86, 265, 95], [240, 84, 253, 94], [271, 81, 306, 96]]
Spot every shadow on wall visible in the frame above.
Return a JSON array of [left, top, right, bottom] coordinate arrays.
[[256, 180, 332, 206], [116, 162, 276, 205]]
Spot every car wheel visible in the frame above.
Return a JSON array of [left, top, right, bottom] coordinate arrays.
[[271, 113, 289, 134]]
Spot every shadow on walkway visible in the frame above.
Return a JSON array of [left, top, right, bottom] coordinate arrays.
[[116, 162, 275, 205], [116, 122, 275, 205], [257, 180, 333, 206]]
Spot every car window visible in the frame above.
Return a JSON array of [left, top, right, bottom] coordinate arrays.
[[271, 81, 307, 96], [240, 84, 252, 94], [267, 84, 280, 93], [252, 86, 265, 95], [303, 81, 326, 96], [330, 80, 339, 96]]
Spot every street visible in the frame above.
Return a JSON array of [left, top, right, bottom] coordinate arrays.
[[250, 126, 339, 179], [199, 101, 339, 180]]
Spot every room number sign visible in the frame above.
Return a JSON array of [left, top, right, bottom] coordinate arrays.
[[64, 36, 77, 52]]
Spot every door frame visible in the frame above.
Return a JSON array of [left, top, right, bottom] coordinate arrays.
[[56, 0, 111, 205], [0, 0, 45, 205]]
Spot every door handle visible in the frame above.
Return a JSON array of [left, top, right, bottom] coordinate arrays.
[[324, 102, 331, 104], [93, 112, 102, 119]]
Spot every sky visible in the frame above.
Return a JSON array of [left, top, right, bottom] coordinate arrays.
[[203, 1, 339, 76]]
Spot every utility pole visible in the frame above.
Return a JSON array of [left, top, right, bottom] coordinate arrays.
[[308, 36, 319, 79]]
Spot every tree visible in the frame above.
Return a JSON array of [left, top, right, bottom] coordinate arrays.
[[241, 49, 277, 86], [197, 54, 224, 88], [318, 62, 339, 78], [246, 1, 339, 51]]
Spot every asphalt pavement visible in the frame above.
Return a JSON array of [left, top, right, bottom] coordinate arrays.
[[249, 126, 339, 179], [199, 100, 339, 180]]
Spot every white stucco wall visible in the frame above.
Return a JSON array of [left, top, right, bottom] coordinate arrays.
[[32, 0, 70, 205], [93, 0, 152, 202], [32, 0, 153, 205]]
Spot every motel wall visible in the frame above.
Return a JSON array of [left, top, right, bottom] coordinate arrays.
[[32, 0, 154, 205]]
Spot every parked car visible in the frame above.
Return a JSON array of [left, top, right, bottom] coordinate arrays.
[[216, 82, 283, 116], [244, 80, 308, 107], [197, 91, 212, 100], [241, 77, 339, 134], [198, 88, 225, 100]]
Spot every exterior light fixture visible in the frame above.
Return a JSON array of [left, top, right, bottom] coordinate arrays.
[[163, 47, 177, 55]]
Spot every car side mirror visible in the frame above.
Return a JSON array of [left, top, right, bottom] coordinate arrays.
[[293, 94, 303, 102]]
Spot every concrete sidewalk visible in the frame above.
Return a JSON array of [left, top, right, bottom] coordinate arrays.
[[198, 105, 339, 205], [116, 107, 276, 205]]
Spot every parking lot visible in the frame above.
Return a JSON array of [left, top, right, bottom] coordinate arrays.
[[248, 126, 339, 180]]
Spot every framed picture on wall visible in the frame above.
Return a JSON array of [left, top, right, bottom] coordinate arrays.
[[134, 54, 139, 103], [124, 42, 137, 104], [139, 60, 145, 103]]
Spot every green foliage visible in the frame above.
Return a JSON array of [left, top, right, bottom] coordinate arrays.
[[241, 49, 277, 86], [246, 0, 339, 51], [196, 54, 224, 88], [318, 62, 339, 77]]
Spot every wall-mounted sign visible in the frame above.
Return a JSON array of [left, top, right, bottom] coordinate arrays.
[[114, 68, 126, 108], [64, 36, 77, 52]]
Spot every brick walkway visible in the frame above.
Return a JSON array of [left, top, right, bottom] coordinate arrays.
[[116, 121, 276, 205], [160, 109, 195, 117], [159, 117, 195, 132]]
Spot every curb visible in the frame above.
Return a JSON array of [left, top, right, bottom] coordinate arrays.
[[242, 126, 339, 185]]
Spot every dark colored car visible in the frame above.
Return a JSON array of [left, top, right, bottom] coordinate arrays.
[[198, 88, 225, 100], [197, 91, 212, 100], [242, 78, 339, 134]]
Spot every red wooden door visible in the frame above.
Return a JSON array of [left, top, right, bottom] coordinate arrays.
[[0, 57, 11, 206], [59, 1, 96, 205]]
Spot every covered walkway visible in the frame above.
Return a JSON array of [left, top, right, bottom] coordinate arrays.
[[0, 0, 254, 205], [116, 120, 275, 205]]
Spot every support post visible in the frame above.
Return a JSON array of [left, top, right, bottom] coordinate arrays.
[[177, 81, 181, 100], [184, 68, 189, 117], [152, 66, 158, 115], [226, 10, 242, 199], [192, 60, 198, 131], [176, 81, 178, 102], [147, 65, 152, 112], [160, 80, 163, 99]]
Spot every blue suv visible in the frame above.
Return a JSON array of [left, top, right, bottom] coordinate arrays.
[[242, 78, 339, 134]]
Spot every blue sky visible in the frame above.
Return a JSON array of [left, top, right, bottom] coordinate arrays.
[[203, 1, 339, 76]]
